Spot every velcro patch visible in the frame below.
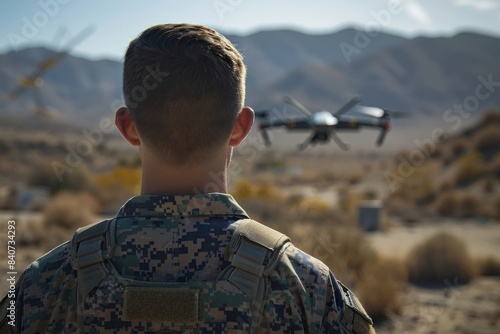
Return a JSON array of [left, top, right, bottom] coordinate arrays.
[[123, 288, 199, 323]]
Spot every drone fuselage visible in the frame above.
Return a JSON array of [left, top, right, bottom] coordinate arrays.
[[257, 95, 399, 150]]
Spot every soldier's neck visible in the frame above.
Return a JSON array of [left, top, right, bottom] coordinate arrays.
[[139, 147, 230, 196]]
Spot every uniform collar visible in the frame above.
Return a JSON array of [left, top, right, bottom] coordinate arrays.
[[115, 193, 248, 218]]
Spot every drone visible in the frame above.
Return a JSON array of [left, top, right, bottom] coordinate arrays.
[[4, 27, 93, 117], [256, 95, 409, 150]]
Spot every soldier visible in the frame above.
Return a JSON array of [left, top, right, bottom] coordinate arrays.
[[0, 23, 375, 333]]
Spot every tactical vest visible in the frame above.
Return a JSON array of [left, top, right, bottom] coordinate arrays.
[[70, 218, 295, 333]]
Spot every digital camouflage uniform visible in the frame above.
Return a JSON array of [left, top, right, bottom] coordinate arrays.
[[0, 193, 374, 333]]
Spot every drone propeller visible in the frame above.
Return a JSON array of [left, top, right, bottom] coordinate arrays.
[[283, 96, 313, 118], [355, 105, 411, 119], [334, 94, 361, 117], [355, 105, 385, 118]]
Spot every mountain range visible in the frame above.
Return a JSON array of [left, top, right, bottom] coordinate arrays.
[[1, 27, 499, 127]]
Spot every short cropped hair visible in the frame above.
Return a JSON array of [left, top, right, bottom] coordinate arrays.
[[123, 23, 246, 164]]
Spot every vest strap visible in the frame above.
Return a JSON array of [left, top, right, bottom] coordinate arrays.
[[71, 218, 116, 327], [224, 219, 291, 327]]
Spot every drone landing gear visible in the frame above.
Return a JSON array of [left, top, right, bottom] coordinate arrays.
[[298, 139, 312, 151], [330, 132, 350, 150], [298, 132, 350, 151]]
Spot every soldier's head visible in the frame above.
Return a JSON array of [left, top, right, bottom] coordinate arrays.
[[116, 23, 252, 165]]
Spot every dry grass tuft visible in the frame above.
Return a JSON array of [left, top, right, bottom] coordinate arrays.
[[454, 151, 484, 186], [458, 194, 481, 218], [43, 191, 96, 231], [452, 138, 469, 157], [407, 231, 475, 285], [297, 226, 377, 287], [432, 191, 459, 217], [358, 258, 407, 321], [476, 257, 500, 277], [28, 164, 95, 195], [473, 124, 500, 158], [492, 196, 500, 220], [433, 192, 487, 218]]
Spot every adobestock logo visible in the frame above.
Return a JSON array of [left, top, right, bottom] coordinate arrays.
[[213, 0, 243, 21]]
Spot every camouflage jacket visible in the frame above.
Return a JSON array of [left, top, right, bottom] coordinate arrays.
[[0, 193, 374, 333]]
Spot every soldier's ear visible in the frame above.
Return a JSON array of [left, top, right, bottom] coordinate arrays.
[[115, 107, 141, 146], [229, 107, 254, 147]]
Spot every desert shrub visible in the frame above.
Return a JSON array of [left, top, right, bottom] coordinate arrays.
[[95, 166, 141, 213], [28, 164, 95, 195], [482, 109, 500, 124], [387, 168, 435, 205], [454, 151, 484, 186], [255, 183, 284, 200], [358, 258, 407, 321], [118, 154, 142, 168], [231, 179, 256, 200], [239, 197, 291, 231], [385, 199, 420, 223], [429, 146, 442, 159], [11, 219, 44, 248], [407, 231, 475, 285], [452, 138, 469, 157], [458, 194, 481, 218], [432, 191, 459, 217], [438, 179, 454, 192], [482, 179, 495, 193], [43, 191, 95, 231], [346, 169, 363, 185], [304, 226, 377, 287], [295, 196, 331, 214], [476, 257, 500, 277], [338, 190, 378, 217], [486, 155, 500, 178], [491, 196, 500, 219], [473, 125, 500, 159], [0, 137, 12, 154], [96, 166, 141, 194], [254, 153, 286, 171]]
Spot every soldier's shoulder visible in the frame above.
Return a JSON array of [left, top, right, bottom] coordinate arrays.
[[283, 243, 330, 281], [280, 245, 376, 333], [22, 239, 73, 287]]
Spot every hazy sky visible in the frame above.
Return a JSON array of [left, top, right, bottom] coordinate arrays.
[[1, 0, 499, 60]]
